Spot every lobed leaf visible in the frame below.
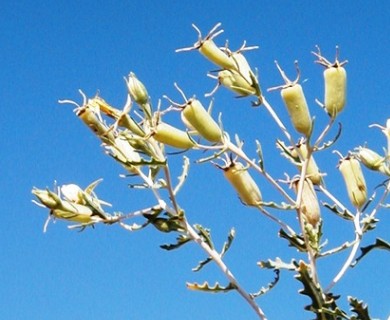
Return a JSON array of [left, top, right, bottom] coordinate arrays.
[[186, 281, 236, 293]]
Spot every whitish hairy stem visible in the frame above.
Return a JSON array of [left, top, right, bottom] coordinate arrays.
[[261, 97, 297, 150], [294, 153, 319, 284], [319, 239, 357, 258], [184, 221, 268, 320], [313, 116, 335, 147], [325, 211, 362, 293], [256, 206, 296, 235], [227, 141, 295, 204]]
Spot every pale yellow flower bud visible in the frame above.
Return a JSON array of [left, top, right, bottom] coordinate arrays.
[[357, 147, 385, 171], [61, 184, 84, 204], [126, 72, 149, 105], [339, 156, 367, 209], [293, 179, 320, 227], [223, 162, 262, 207], [182, 99, 222, 143]]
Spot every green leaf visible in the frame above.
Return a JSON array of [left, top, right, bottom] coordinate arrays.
[[192, 227, 235, 272], [295, 261, 347, 319], [316, 122, 342, 152], [194, 224, 214, 249], [192, 257, 213, 272], [160, 234, 192, 251], [322, 202, 354, 220], [220, 228, 235, 258], [360, 215, 379, 233], [348, 296, 372, 320], [173, 156, 190, 195], [186, 281, 236, 293], [255, 140, 264, 170], [279, 229, 307, 252], [259, 201, 296, 210], [352, 238, 390, 267], [250, 269, 280, 299], [258, 257, 297, 271]]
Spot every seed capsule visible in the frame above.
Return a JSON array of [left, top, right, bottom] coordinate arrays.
[[338, 156, 367, 209], [176, 23, 236, 70], [77, 106, 116, 144], [92, 96, 145, 137], [153, 122, 195, 149], [324, 66, 347, 117], [357, 147, 385, 171], [223, 161, 262, 207], [293, 179, 320, 227], [217, 69, 258, 97], [270, 61, 312, 137], [32, 188, 108, 223], [182, 99, 222, 143], [281, 84, 312, 136], [313, 47, 347, 118]]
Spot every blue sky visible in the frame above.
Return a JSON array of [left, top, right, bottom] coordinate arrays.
[[2, 1, 390, 319]]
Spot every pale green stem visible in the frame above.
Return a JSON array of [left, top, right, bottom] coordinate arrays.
[[184, 220, 268, 320], [261, 96, 297, 149], [324, 211, 362, 293]]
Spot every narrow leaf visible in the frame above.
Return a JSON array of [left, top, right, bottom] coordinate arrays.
[[250, 269, 280, 299], [186, 281, 236, 293], [352, 238, 390, 267], [160, 234, 192, 251]]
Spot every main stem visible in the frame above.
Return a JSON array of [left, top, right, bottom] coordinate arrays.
[[184, 221, 268, 320]]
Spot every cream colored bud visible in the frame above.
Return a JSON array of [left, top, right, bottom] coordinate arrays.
[[270, 61, 312, 136], [293, 179, 320, 227], [153, 122, 195, 149], [61, 184, 84, 204], [32, 188, 60, 208], [324, 66, 347, 118], [218, 69, 257, 97], [182, 99, 222, 143], [339, 156, 367, 209], [223, 162, 262, 207], [281, 84, 312, 137], [357, 147, 385, 171], [313, 47, 347, 118], [77, 106, 115, 143], [126, 72, 149, 105]]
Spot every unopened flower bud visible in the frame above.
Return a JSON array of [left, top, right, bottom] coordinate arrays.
[[222, 161, 262, 207], [357, 147, 385, 171], [153, 122, 195, 149], [61, 184, 84, 204], [293, 179, 320, 227], [77, 106, 115, 144], [126, 72, 149, 105], [181, 99, 223, 143], [218, 69, 257, 97], [339, 156, 367, 209]]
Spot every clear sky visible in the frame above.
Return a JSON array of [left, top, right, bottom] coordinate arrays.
[[2, 1, 390, 319]]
